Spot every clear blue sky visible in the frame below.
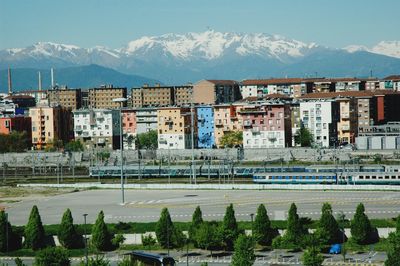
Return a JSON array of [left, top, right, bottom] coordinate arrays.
[[1, 0, 399, 50]]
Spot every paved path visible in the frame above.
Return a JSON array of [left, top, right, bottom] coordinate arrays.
[[5, 189, 400, 225]]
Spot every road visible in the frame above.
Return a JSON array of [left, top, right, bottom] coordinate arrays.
[[5, 189, 400, 225]]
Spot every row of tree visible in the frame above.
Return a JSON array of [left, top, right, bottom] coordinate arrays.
[[0, 206, 123, 252], [0, 132, 31, 152]]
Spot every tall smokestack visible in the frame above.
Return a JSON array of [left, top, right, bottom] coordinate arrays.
[[51, 68, 55, 89], [7, 68, 12, 95], [38, 71, 42, 91]]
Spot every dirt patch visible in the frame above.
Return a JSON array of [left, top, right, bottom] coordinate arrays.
[[0, 186, 75, 201]]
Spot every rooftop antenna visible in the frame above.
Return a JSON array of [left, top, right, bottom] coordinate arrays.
[[51, 68, 55, 89], [38, 71, 42, 91], [370, 70, 373, 78], [7, 68, 12, 95]]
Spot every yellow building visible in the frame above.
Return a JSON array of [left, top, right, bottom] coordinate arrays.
[[157, 107, 195, 149], [29, 106, 72, 149], [213, 104, 244, 147], [337, 97, 358, 144]]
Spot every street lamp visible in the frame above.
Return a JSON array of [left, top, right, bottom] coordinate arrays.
[[113, 97, 127, 204], [250, 213, 254, 236], [83, 213, 88, 266]]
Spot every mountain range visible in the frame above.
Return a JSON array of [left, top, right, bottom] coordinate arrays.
[[0, 65, 160, 92], [1, 30, 400, 87]]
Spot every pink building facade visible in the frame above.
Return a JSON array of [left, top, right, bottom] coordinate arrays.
[[122, 109, 137, 150]]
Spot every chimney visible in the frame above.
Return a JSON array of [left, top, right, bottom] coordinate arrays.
[[51, 68, 55, 89], [7, 68, 12, 95], [38, 71, 42, 91]]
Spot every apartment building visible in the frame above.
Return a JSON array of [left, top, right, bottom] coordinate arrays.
[[380, 75, 400, 91], [157, 107, 195, 149], [136, 107, 158, 134], [365, 79, 380, 91], [131, 85, 174, 108], [240, 78, 312, 99], [336, 97, 358, 144], [299, 99, 339, 147], [196, 106, 215, 148], [122, 109, 137, 150], [290, 102, 301, 146], [73, 109, 120, 150], [29, 106, 72, 150], [239, 102, 292, 149], [47, 88, 82, 109], [89, 86, 127, 109], [4, 94, 36, 108], [333, 78, 365, 92], [213, 104, 244, 147], [193, 80, 240, 105], [174, 85, 193, 106]]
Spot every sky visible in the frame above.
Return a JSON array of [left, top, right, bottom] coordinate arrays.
[[1, 0, 400, 50]]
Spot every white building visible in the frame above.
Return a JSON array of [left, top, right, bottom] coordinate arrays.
[[300, 100, 338, 147], [136, 107, 157, 134], [73, 109, 120, 149]]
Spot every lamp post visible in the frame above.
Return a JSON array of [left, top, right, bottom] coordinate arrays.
[[250, 213, 254, 237], [5, 212, 8, 253], [83, 213, 88, 266], [113, 98, 127, 204]]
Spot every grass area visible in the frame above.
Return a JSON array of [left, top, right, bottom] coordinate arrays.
[[0, 186, 73, 199]]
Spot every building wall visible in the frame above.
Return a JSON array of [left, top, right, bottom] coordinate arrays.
[[337, 98, 358, 144], [291, 104, 301, 146], [0, 116, 32, 137], [193, 81, 215, 105], [29, 107, 62, 149], [213, 105, 243, 147], [174, 86, 193, 106], [89, 87, 127, 109], [240, 104, 288, 149], [239, 85, 258, 99], [122, 109, 137, 150], [136, 108, 157, 134], [157, 107, 193, 149], [196, 106, 215, 148], [300, 100, 337, 147], [47, 89, 81, 109], [73, 109, 120, 149]]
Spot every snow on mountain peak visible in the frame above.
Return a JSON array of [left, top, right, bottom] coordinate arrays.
[[121, 30, 317, 61], [371, 41, 400, 58]]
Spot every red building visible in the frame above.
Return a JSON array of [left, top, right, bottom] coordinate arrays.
[[0, 116, 32, 137]]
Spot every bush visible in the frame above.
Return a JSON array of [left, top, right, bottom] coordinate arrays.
[[111, 234, 125, 248], [189, 206, 203, 245], [231, 235, 255, 266], [141, 234, 157, 250], [79, 255, 110, 266], [34, 247, 70, 266], [194, 221, 222, 254]]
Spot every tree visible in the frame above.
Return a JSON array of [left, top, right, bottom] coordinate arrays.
[[137, 130, 158, 150], [0, 211, 22, 252], [220, 131, 243, 148], [0, 132, 31, 152], [24, 205, 45, 250], [231, 235, 255, 266], [285, 203, 304, 244], [385, 231, 400, 266], [350, 203, 372, 244], [396, 215, 400, 233], [302, 246, 324, 266], [315, 203, 341, 245], [294, 126, 313, 147], [189, 206, 203, 244], [155, 208, 183, 248], [91, 210, 113, 251], [34, 247, 70, 266], [65, 140, 84, 152], [58, 208, 83, 249], [220, 204, 239, 250], [194, 222, 222, 255], [253, 204, 277, 246]]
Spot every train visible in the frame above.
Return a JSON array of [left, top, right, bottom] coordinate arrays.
[[253, 171, 400, 185], [89, 164, 400, 185]]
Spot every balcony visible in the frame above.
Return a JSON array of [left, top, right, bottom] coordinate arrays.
[[341, 113, 350, 119], [164, 120, 173, 125], [251, 127, 260, 134], [341, 125, 350, 131], [215, 120, 223, 127], [243, 121, 252, 128]]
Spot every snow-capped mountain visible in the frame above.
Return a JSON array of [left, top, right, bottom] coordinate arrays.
[[344, 41, 400, 59], [1, 30, 400, 84]]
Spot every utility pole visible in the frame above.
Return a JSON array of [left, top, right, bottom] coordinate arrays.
[[190, 102, 196, 185], [83, 214, 88, 266]]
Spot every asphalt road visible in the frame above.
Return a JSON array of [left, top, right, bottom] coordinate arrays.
[[5, 189, 400, 225]]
